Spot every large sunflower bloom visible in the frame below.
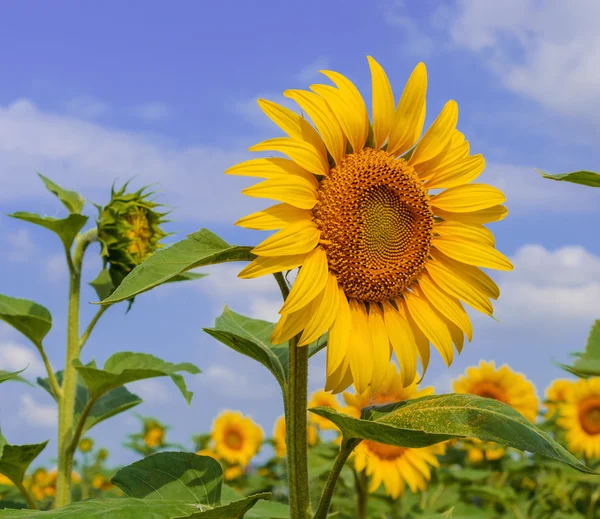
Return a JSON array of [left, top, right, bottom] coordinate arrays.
[[342, 363, 443, 498], [229, 57, 512, 394], [211, 411, 263, 466], [558, 378, 600, 459]]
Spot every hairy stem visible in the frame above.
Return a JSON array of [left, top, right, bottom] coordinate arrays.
[[313, 439, 358, 519], [15, 481, 38, 510], [54, 228, 98, 508], [36, 344, 61, 399]]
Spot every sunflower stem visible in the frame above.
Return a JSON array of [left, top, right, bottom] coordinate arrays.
[[354, 469, 368, 519], [313, 438, 358, 519], [54, 228, 98, 508]]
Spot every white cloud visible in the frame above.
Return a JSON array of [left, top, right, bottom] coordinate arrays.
[[6, 229, 37, 261], [0, 342, 45, 377], [200, 364, 271, 400], [448, 0, 600, 121], [297, 56, 330, 84], [0, 99, 257, 222], [128, 379, 170, 404], [383, 0, 436, 57], [134, 103, 169, 122], [19, 395, 57, 427], [66, 96, 107, 118]]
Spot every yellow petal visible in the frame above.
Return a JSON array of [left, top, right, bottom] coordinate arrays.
[[424, 154, 486, 189], [280, 247, 329, 314], [311, 76, 369, 153], [367, 304, 392, 394], [417, 130, 469, 174], [409, 100, 458, 167], [435, 220, 495, 246], [252, 220, 320, 257], [444, 316, 465, 354], [249, 137, 329, 177], [235, 204, 313, 230], [387, 63, 427, 156], [434, 205, 508, 224], [242, 177, 318, 210], [404, 291, 454, 366], [348, 299, 374, 394], [298, 274, 340, 345], [430, 184, 506, 212], [398, 300, 430, 381], [225, 157, 317, 186], [327, 286, 351, 374], [238, 253, 308, 279], [271, 302, 315, 345], [425, 250, 495, 315], [257, 99, 327, 159], [325, 361, 353, 394], [381, 302, 418, 387], [284, 89, 346, 167], [416, 272, 473, 341], [367, 56, 395, 149]]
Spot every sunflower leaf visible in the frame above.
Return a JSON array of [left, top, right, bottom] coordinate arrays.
[[37, 172, 86, 214], [0, 369, 32, 386], [310, 394, 596, 474], [0, 294, 52, 349], [98, 229, 254, 304], [73, 352, 201, 405], [8, 212, 88, 251], [537, 168, 600, 188], [558, 320, 600, 377], [0, 430, 48, 485]]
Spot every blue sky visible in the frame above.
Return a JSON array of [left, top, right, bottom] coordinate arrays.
[[1, 0, 599, 468]]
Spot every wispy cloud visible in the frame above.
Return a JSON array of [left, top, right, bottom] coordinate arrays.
[[65, 95, 107, 118], [134, 102, 170, 122]]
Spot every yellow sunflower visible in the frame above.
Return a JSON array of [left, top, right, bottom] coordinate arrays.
[[464, 438, 505, 464], [211, 411, 263, 466], [558, 377, 600, 459], [544, 378, 575, 418], [273, 415, 318, 458], [229, 56, 511, 394], [0, 474, 13, 486], [308, 390, 342, 430], [342, 363, 444, 498]]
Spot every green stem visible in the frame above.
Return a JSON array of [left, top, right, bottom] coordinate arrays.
[[79, 305, 109, 351], [313, 439, 358, 519], [354, 469, 368, 519], [36, 344, 62, 399], [15, 480, 38, 510], [66, 398, 96, 457], [54, 228, 98, 508]]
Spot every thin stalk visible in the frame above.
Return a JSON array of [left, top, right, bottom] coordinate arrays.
[[36, 344, 62, 399], [15, 481, 38, 510], [66, 398, 96, 456], [79, 305, 109, 350], [354, 469, 368, 519], [54, 228, 98, 508], [313, 439, 358, 519]]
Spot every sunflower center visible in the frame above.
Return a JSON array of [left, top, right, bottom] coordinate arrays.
[[314, 148, 433, 302], [364, 440, 407, 461], [579, 397, 600, 435], [471, 382, 506, 402], [224, 429, 244, 450], [125, 208, 152, 258]]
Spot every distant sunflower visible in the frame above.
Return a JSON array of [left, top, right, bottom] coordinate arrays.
[[464, 438, 505, 464], [544, 378, 575, 418], [229, 56, 511, 394], [308, 390, 342, 430], [211, 411, 263, 466], [558, 377, 600, 459], [343, 363, 444, 498], [273, 416, 318, 458]]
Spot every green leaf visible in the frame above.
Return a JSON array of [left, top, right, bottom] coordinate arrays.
[[559, 320, 600, 377], [310, 394, 595, 474], [203, 307, 287, 388], [0, 431, 47, 485], [99, 229, 254, 304], [0, 294, 52, 348], [89, 269, 117, 302], [537, 169, 600, 188], [74, 352, 201, 405], [8, 212, 88, 250], [37, 172, 85, 213], [0, 370, 32, 387], [38, 369, 141, 435]]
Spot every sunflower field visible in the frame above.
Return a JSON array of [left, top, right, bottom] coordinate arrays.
[[1, 42, 600, 519]]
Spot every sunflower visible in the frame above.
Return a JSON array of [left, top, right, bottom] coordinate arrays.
[[273, 415, 318, 458], [464, 438, 505, 464], [544, 378, 575, 418], [143, 425, 165, 448], [342, 363, 443, 498], [558, 377, 600, 459], [308, 390, 342, 430], [229, 56, 511, 394], [212, 411, 263, 466], [78, 437, 94, 453]]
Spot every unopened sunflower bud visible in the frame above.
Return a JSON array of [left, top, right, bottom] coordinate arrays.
[[78, 437, 94, 453]]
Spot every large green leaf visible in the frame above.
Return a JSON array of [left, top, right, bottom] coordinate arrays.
[[0, 294, 51, 348], [0, 370, 32, 386], [74, 352, 201, 405], [99, 229, 254, 304], [537, 169, 600, 188], [310, 394, 595, 474], [8, 212, 88, 250], [559, 320, 600, 377], [0, 431, 47, 485], [37, 172, 85, 214], [38, 368, 141, 435], [221, 487, 289, 519]]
